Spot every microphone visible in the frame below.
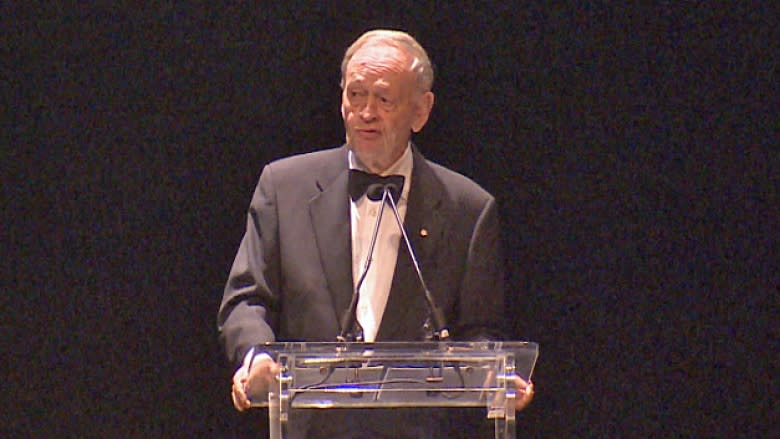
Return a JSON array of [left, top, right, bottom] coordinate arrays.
[[366, 183, 386, 201], [337, 184, 390, 342], [383, 183, 450, 340]]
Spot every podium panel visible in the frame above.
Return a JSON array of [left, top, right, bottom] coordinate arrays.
[[248, 341, 539, 439]]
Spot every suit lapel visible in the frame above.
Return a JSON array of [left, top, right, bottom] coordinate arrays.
[[309, 147, 354, 326], [377, 148, 448, 341]]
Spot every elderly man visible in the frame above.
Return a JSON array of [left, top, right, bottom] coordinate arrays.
[[219, 29, 532, 438]]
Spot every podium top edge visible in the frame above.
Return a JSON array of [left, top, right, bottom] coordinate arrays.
[[259, 340, 539, 352]]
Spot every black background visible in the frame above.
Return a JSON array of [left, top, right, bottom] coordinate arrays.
[[4, 3, 776, 437]]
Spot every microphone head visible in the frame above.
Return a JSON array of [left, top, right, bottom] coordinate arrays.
[[385, 183, 401, 203], [366, 183, 385, 201]]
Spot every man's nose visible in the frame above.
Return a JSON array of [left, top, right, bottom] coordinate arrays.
[[359, 97, 378, 120]]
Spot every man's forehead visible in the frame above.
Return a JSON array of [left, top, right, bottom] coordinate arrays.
[[347, 43, 413, 77]]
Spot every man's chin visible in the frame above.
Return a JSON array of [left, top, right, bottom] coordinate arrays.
[[349, 137, 381, 151]]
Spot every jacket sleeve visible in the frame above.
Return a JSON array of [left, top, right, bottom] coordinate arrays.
[[217, 165, 281, 366], [454, 195, 508, 340]]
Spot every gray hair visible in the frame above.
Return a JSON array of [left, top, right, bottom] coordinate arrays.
[[340, 29, 434, 92]]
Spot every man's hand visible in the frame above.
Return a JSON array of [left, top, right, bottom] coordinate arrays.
[[231, 357, 281, 412], [514, 376, 535, 411]]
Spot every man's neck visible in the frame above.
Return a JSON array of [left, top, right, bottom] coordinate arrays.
[[350, 144, 412, 176]]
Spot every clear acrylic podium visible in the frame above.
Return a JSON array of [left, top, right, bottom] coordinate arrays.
[[248, 341, 539, 439]]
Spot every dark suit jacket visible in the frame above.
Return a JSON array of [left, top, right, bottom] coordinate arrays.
[[218, 144, 505, 438]]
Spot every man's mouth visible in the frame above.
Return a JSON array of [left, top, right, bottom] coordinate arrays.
[[356, 129, 381, 138]]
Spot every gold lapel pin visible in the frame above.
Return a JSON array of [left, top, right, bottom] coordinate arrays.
[[420, 228, 429, 237]]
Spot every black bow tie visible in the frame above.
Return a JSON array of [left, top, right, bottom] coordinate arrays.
[[348, 169, 405, 202]]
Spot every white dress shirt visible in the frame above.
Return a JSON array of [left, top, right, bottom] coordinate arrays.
[[348, 145, 413, 342]]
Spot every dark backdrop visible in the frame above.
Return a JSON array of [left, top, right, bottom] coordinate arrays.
[[5, 3, 775, 438]]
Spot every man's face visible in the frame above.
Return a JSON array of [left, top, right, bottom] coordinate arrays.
[[341, 44, 432, 173]]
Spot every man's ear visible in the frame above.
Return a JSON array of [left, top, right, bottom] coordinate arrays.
[[411, 91, 435, 133]]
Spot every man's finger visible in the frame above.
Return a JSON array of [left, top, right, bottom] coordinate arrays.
[[231, 382, 246, 411], [514, 376, 534, 411], [232, 373, 254, 412]]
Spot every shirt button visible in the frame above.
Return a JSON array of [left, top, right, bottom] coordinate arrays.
[[369, 208, 377, 216]]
